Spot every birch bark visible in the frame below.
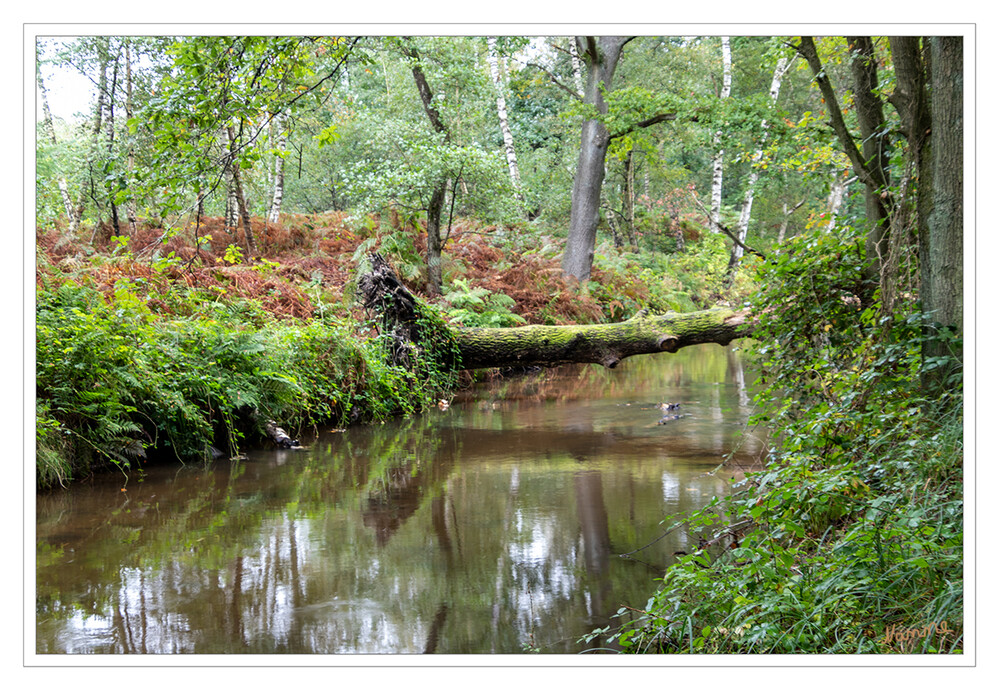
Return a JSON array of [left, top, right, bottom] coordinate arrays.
[[487, 37, 522, 198], [124, 41, 137, 234], [710, 36, 732, 230], [727, 55, 791, 278], [268, 112, 288, 224], [224, 125, 257, 254], [36, 59, 76, 227]]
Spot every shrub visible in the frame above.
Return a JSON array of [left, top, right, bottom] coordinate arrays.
[[606, 227, 964, 654]]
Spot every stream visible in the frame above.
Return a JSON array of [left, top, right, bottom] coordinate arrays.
[[35, 343, 764, 655]]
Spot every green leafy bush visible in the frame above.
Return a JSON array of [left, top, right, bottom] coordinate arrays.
[[608, 227, 964, 654]]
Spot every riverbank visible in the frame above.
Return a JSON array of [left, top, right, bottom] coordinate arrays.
[[606, 230, 965, 654], [35, 213, 749, 489]]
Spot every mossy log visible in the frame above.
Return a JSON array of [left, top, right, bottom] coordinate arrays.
[[358, 253, 754, 371], [454, 308, 753, 369]]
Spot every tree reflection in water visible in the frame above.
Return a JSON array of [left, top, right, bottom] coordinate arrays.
[[35, 344, 764, 654]]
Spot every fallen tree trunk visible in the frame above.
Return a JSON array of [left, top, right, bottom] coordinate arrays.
[[455, 308, 752, 369], [359, 253, 754, 371]]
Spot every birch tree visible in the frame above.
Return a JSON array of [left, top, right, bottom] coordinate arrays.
[[486, 37, 522, 200], [35, 49, 76, 229], [710, 36, 732, 230], [568, 38, 584, 93], [124, 39, 138, 234], [824, 171, 855, 233], [268, 112, 288, 223], [725, 53, 793, 280]]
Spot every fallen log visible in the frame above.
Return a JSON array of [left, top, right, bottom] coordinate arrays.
[[358, 253, 754, 371], [454, 307, 752, 369]]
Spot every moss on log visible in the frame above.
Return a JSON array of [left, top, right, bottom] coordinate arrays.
[[358, 252, 753, 372], [454, 308, 753, 370]]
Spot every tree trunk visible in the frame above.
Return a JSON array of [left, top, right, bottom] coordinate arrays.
[[224, 176, 240, 230], [36, 57, 76, 227], [846, 36, 893, 285], [710, 36, 732, 230], [225, 125, 257, 255], [562, 36, 631, 283], [885, 37, 933, 315], [623, 148, 638, 251], [104, 51, 121, 239], [568, 38, 584, 94], [777, 199, 805, 243], [725, 55, 790, 282], [124, 40, 138, 234], [455, 307, 751, 370], [487, 37, 523, 199], [824, 171, 855, 233], [404, 39, 450, 296], [425, 181, 447, 297], [267, 112, 288, 224], [76, 43, 108, 240], [797, 37, 893, 289], [923, 36, 963, 389], [359, 253, 753, 371]]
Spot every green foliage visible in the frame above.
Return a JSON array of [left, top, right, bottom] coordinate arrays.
[[441, 278, 527, 328], [35, 276, 458, 489], [608, 228, 963, 654], [339, 114, 520, 227]]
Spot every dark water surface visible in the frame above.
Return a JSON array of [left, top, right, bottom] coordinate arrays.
[[35, 344, 764, 655]]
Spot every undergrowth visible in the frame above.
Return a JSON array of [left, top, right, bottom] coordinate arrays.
[[35, 212, 733, 489], [35, 275, 454, 489], [598, 228, 964, 654]]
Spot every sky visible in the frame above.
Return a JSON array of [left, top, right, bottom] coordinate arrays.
[[36, 38, 99, 124]]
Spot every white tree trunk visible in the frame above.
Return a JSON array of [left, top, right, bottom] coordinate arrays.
[[568, 38, 584, 94], [267, 112, 288, 224], [222, 126, 240, 230], [487, 37, 522, 197], [710, 36, 732, 230], [825, 171, 856, 233], [124, 41, 137, 234], [777, 199, 805, 243], [730, 55, 791, 267]]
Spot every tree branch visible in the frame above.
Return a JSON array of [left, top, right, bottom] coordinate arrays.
[[522, 60, 582, 101], [793, 37, 881, 192], [692, 196, 767, 259], [609, 112, 678, 140]]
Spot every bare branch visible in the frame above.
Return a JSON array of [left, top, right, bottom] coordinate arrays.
[[522, 60, 582, 101], [692, 196, 768, 259]]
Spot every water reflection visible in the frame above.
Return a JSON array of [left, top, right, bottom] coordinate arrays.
[[36, 344, 764, 654]]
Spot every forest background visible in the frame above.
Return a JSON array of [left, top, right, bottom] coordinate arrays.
[[22, 19, 982, 662]]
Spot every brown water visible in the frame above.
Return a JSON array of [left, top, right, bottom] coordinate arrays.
[[35, 344, 764, 655]]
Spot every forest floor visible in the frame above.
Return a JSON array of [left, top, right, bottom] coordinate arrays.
[[36, 210, 744, 330], [33, 211, 752, 488], [38, 212, 638, 326]]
